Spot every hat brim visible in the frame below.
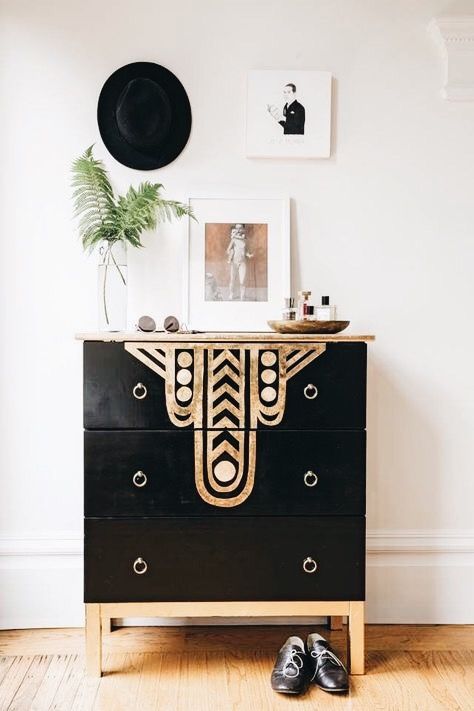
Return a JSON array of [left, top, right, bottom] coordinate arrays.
[[97, 62, 192, 170]]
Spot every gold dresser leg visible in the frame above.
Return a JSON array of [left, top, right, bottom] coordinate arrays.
[[101, 616, 112, 634], [348, 601, 365, 674], [85, 603, 102, 677]]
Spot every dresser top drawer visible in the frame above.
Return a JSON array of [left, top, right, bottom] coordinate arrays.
[[84, 341, 366, 430]]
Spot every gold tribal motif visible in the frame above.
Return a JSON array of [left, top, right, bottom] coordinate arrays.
[[125, 342, 326, 507]]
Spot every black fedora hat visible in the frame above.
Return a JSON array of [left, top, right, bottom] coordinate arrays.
[[97, 62, 192, 170]]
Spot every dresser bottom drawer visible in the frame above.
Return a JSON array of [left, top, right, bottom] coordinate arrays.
[[84, 517, 365, 603]]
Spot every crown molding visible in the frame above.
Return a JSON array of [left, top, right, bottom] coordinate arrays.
[[430, 16, 474, 100]]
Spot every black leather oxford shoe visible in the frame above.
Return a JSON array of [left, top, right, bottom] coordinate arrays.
[[270, 636, 311, 695], [307, 633, 349, 692]]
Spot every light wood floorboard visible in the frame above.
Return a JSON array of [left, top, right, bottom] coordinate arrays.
[[0, 625, 472, 711]]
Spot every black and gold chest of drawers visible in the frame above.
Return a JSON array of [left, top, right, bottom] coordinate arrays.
[[79, 331, 374, 676]]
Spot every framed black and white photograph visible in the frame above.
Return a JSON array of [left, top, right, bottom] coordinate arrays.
[[246, 70, 332, 158], [184, 196, 290, 330]]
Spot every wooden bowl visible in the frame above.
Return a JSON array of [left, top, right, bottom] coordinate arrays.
[[268, 319, 350, 334]]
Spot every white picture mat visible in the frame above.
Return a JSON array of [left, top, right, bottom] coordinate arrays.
[[246, 70, 332, 158], [184, 197, 290, 331]]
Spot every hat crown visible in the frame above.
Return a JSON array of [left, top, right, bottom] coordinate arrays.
[[115, 77, 172, 149]]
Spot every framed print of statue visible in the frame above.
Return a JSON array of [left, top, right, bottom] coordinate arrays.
[[184, 196, 290, 331], [246, 70, 332, 158]]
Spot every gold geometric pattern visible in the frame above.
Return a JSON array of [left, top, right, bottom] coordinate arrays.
[[125, 342, 326, 508]]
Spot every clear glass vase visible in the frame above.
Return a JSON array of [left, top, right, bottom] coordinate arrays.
[[97, 241, 127, 331]]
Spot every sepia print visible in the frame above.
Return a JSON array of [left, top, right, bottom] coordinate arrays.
[[204, 222, 268, 302]]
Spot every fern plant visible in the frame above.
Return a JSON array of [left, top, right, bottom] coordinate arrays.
[[72, 145, 194, 249], [71, 145, 194, 325]]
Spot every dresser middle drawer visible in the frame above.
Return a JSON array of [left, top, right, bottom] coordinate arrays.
[[84, 430, 365, 516]]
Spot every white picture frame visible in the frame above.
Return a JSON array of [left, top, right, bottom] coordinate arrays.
[[183, 196, 290, 331], [246, 70, 332, 158]]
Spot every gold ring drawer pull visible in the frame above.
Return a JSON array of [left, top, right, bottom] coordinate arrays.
[[304, 470, 318, 487], [132, 470, 147, 488], [133, 382, 147, 400], [303, 383, 318, 400], [133, 557, 148, 575], [303, 557, 318, 574]]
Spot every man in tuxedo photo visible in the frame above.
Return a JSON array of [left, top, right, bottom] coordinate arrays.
[[267, 83, 305, 135]]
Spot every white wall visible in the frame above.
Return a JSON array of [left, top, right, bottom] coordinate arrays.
[[1, 0, 473, 627]]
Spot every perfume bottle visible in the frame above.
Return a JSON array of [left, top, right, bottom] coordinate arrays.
[[282, 297, 296, 320], [315, 296, 336, 321], [297, 290, 312, 320]]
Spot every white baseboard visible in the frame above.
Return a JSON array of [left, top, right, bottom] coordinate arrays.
[[0, 529, 473, 629]]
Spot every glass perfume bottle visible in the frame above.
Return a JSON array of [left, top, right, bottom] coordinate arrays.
[[315, 296, 336, 321], [297, 290, 312, 320], [282, 297, 296, 320]]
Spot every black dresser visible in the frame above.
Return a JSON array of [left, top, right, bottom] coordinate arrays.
[[80, 332, 373, 676]]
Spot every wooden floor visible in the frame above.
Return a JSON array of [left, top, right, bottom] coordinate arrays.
[[0, 625, 472, 710]]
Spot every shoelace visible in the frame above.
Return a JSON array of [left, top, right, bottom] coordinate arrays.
[[310, 647, 346, 681], [282, 649, 305, 678]]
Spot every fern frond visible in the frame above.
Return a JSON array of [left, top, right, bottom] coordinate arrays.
[[71, 145, 116, 249], [114, 183, 162, 247], [155, 198, 196, 223]]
